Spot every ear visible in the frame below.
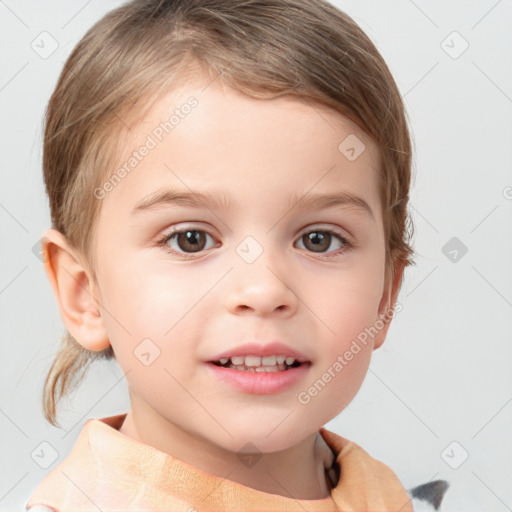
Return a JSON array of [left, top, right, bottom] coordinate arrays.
[[372, 259, 406, 350], [41, 228, 110, 351]]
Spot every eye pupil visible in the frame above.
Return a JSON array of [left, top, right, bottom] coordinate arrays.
[[309, 232, 323, 244], [178, 230, 205, 252], [304, 231, 331, 252]]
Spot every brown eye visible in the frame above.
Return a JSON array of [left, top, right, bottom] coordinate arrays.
[[174, 230, 207, 253], [158, 228, 215, 257], [296, 229, 351, 255], [302, 231, 332, 252]]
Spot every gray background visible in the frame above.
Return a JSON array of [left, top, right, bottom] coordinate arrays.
[[1, 1, 511, 510]]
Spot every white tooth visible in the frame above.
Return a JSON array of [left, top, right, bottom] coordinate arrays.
[[261, 355, 277, 365], [245, 356, 261, 367], [285, 357, 296, 365], [255, 365, 279, 372], [231, 356, 245, 365], [276, 355, 286, 364], [219, 357, 229, 365], [235, 365, 255, 371]]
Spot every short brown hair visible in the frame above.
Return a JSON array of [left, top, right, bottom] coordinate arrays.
[[42, 0, 415, 426]]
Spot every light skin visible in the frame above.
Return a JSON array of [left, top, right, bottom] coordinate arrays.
[[42, 75, 404, 500]]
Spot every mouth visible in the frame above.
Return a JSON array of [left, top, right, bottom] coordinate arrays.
[[209, 355, 308, 372], [206, 355, 311, 394]]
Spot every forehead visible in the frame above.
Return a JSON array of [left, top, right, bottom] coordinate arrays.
[[98, 77, 381, 224]]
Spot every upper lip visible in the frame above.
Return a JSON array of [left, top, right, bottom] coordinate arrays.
[[208, 341, 310, 363]]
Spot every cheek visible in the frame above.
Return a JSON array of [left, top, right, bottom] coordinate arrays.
[[313, 263, 385, 339], [99, 259, 208, 372], [99, 253, 190, 330], [307, 263, 383, 403]]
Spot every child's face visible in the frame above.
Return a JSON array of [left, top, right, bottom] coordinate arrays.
[[78, 77, 399, 451]]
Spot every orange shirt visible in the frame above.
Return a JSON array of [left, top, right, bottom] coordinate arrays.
[[26, 413, 413, 511]]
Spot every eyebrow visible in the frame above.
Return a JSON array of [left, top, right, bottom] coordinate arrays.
[[131, 188, 374, 220], [131, 189, 231, 216], [289, 191, 374, 220]]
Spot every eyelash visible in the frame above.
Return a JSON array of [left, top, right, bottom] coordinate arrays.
[[155, 225, 354, 260]]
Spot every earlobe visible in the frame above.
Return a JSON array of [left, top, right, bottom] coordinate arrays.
[[41, 229, 110, 352], [372, 260, 406, 350]]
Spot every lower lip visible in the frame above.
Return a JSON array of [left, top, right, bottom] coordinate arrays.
[[205, 362, 311, 394]]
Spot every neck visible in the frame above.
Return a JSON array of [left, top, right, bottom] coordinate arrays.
[[119, 404, 334, 500]]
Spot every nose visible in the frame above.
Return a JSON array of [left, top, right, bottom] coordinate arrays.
[[225, 250, 297, 317]]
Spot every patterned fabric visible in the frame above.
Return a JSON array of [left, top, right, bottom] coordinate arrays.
[[26, 413, 413, 512]]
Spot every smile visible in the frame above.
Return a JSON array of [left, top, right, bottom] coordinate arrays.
[[212, 355, 302, 372], [206, 360, 311, 394]]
